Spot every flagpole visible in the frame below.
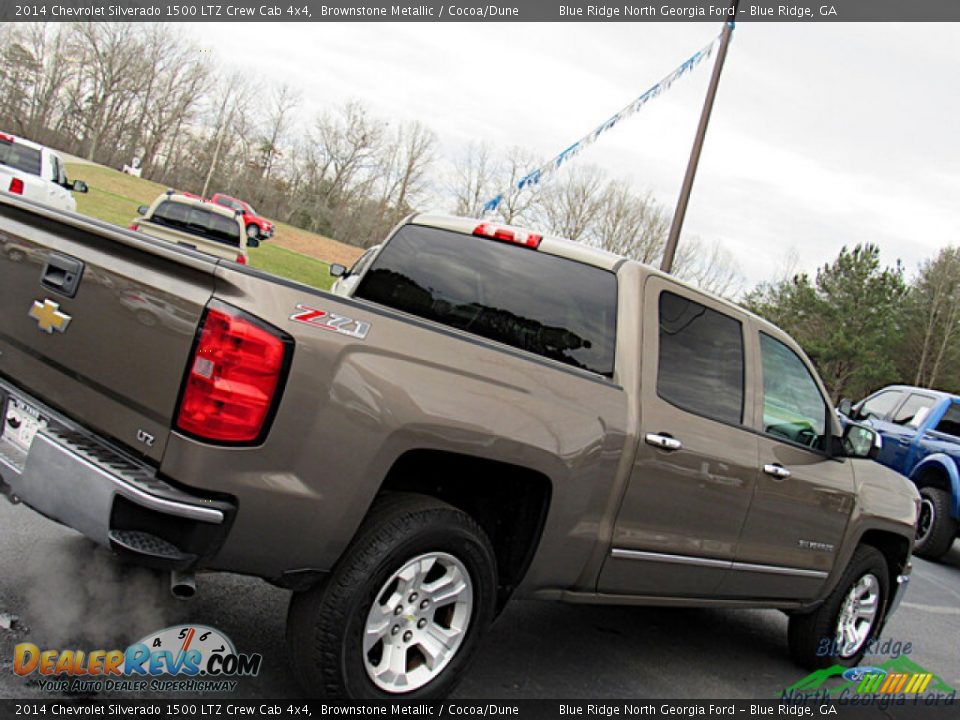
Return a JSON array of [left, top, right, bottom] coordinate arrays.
[[661, 1, 739, 274]]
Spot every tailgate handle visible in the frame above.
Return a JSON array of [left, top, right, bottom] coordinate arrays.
[[41, 253, 84, 298]]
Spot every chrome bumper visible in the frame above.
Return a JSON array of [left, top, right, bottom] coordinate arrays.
[[0, 381, 226, 548]]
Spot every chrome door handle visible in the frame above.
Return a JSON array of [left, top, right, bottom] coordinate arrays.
[[645, 433, 682, 451], [763, 463, 791, 480]]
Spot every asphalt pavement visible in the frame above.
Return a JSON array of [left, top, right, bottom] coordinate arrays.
[[1, 496, 958, 700]]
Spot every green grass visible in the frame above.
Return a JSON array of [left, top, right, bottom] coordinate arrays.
[[66, 162, 334, 291], [249, 243, 335, 291]]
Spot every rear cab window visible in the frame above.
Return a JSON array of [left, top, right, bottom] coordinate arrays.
[[353, 224, 618, 377], [0, 139, 42, 176]]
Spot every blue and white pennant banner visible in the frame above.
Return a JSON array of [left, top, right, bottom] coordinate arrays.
[[482, 31, 725, 215]]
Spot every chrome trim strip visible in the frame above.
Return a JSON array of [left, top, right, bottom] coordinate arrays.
[[610, 548, 732, 569], [610, 549, 828, 578], [730, 561, 828, 579]]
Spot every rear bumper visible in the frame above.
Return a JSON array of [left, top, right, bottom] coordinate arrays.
[[0, 379, 234, 570]]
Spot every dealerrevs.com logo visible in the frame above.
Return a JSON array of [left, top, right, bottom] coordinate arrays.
[[13, 625, 262, 693]]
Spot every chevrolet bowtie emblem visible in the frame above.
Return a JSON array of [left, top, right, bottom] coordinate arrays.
[[29, 299, 72, 334]]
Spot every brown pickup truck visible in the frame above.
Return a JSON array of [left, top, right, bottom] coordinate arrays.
[[0, 194, 919, 698]]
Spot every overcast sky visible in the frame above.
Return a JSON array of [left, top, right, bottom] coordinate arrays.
[[193, 22, 959, 288]]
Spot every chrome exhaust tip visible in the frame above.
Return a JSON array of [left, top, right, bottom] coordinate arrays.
[[170, 570, 197, 600]]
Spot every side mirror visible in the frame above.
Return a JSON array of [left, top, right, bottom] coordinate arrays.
[[842, 423, 881, 460], [71, 180, 88, 194], [837, 398, 853, 417], [330, 263, 347, 278], [247, 237, 260, 249], [137, 205, 149, 216]]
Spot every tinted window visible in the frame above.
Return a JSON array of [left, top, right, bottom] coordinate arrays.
[[935, 403, 960, 437], [892, 393, 937, 427], [760, 333, 827, 450], [150, 201, 241, 247], [657, 292, 743, 424], [859, 390, 904, 421], [354, 225, 618, 376], [0, 140, 42, 176]]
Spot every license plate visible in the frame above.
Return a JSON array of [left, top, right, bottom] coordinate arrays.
[[2, 396, 49, 454]]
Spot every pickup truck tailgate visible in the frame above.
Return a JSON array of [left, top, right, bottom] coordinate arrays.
[[0, 196, 216, 462]]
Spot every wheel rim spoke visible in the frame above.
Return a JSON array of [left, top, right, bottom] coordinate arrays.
[[835, 572, 880, 658], [363, 551, 474, 693]]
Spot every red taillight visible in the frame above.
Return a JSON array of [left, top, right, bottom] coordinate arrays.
[[128, 223, 139, 231], [473, 222, 542, 248], [175, 304, 291, 444], [236, 254, 247, 265], [0, 133, 14, 143], [9, 177, 24, 195]]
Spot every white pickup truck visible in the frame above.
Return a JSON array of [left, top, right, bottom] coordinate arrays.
[[0, 132, 87, 212]]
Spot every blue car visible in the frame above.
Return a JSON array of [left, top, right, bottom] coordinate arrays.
[[840, 385, 960, 559]]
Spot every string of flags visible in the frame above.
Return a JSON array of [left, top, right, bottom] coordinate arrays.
[[481, 31, 725, 215]]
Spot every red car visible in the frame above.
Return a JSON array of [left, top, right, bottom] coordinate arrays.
[[210, 193, 275, 241]]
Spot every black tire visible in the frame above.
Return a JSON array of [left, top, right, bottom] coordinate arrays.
[[287, 493, 497, 699], [914, 487, 958, 560], [788, 545, 889, 669]]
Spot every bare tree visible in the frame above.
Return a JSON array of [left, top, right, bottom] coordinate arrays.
[[905, 247, 960, 388], [71, 23, 145, 162], [592, 181, 670, 263], [372, 120, 437, 241], [259, 83, 301, 183], [534, 166, 606, 241], [451, 142, 496, 217], [492, 146, 543, 225], [674, 237, 744, 298]]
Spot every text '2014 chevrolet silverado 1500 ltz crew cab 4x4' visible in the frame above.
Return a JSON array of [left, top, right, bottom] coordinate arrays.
[[0, 194, 919, 698]]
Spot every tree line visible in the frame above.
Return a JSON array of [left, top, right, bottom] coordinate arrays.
[[0, 22, 740, 294], [745, 244, 960, 402], [2, 22, 957, 401]]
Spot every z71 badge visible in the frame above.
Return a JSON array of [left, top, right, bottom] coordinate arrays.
[[289, 305, 370, 339]]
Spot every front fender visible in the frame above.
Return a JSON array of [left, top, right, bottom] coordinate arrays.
[[910, 453, 960, 519]]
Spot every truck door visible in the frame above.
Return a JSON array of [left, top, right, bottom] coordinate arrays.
[[883, 392, 938, 470], [719, 327, 854, 600], [598, 278, 759, 597]]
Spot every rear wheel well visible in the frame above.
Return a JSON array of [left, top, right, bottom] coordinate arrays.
[[859, 530, 910, 602], [377, 450, 551, 608]]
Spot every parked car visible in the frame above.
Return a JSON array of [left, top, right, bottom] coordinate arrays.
[[0, 131, 87, 212], [0, 198, 920, 698], [210, 192, 274, 241], [129, 190, 257, 264], [840, 385, 960, 559], [330, 244, 381, 296]]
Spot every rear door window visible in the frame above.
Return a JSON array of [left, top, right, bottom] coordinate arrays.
[[0, 139, 42, 176], [657, 291, 744, 425], [892, 393, 937, 428], [354, 224, 618, 376]]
